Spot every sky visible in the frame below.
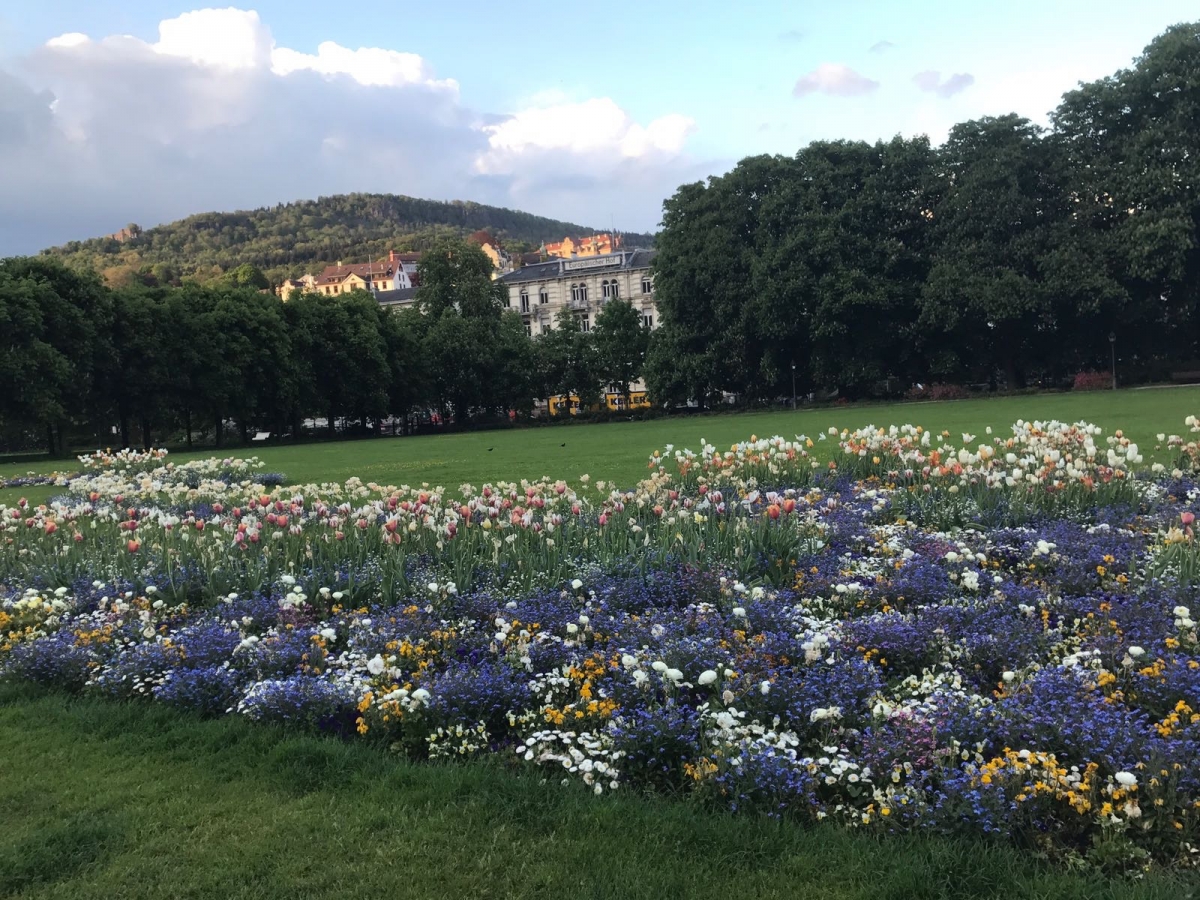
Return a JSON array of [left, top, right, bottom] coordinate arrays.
[[0, 0, 1196, 254]]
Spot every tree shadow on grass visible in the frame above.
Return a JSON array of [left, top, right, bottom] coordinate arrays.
[[0, 812, 126, 897]]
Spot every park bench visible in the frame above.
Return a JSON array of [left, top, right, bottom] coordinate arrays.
[[251, 431, 271, 442]]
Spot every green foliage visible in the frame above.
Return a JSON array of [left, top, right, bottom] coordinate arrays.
[[593, 299, 650, 403], [538, 308, 603, 408], [650, 22, 1200, 402]]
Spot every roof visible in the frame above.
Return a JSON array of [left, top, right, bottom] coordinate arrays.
[[497, 249, 656, 286], [467, 230, 498, 247], [376, 287, 419, 307], [316, 262, 398, 284]]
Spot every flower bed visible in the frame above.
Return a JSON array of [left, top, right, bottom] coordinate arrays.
[[4, 419, 1200, 870]]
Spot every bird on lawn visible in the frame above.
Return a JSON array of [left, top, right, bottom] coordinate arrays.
[[487, 448, 493, 452], [560, 443, 567, 447]]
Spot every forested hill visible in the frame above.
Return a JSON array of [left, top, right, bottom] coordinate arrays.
[[42, 193, 656, 286]]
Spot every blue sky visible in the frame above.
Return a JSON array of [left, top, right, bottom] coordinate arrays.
[[0, 1, 1196, 252]]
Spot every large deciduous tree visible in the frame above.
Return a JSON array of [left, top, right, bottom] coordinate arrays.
[[592, 299, 650, 408]]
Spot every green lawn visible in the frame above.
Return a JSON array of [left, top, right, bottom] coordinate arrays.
[[3, 387, 1199, 509], [2, 684, 1196, 900]]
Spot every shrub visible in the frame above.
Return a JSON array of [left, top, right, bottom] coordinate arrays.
[[1073, 371, 1111, 392], [904, 383, 970, 402]]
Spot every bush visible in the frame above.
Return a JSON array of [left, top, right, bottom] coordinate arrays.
[[1073, 371, 1111, 391], [904, 383, 970, 402]]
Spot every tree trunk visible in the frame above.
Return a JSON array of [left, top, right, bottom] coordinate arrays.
[[185, 408, 193, 450], [45, 423, 56, 457], [119, 409, 131, 450], [239, 420, 250, 445], [215, 416, 224, 449], [140, 413, 152, 451], [328, 409, 337, 439]]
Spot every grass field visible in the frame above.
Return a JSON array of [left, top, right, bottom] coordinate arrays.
[[5, 387, 1200, 899], [3, 386, 1199, 509], [2, 683, 1196, 900]]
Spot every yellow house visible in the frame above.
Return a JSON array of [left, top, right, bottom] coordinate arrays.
[[314, 260, 411, 296]]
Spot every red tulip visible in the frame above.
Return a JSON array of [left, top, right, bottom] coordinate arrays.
[[766, 504, 781, 520], [44, 521, 57, 535], [127, 539, 140, 553]]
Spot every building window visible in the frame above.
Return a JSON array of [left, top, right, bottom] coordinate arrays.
[[524, 322, 532, 336], [643, 314, 654, 329], [505, 294, 511, 308], [600, 280, 620, 300], [541, 323, 551, 335], [580, 314, 590, 332], [539, 289, 549, 304], [641, 276, 652, 294], [520, 289, 530, 313], [571, 283, 588, 304]]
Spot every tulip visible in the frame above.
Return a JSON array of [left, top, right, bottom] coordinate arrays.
[[127, 539, 140, 553], [44, 521, 57, 535]]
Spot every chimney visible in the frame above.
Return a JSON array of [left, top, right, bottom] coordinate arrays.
[[389, 249, 397, 263], [337, 260, 342, 267]]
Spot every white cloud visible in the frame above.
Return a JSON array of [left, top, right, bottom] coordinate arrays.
[[270, 42, 457, 91], [793, 64, 880, 98], [479, 98, 693, 160], [869, 40, 895, 54], [45, 33, 89, 49], [913, 71, 976, 98], [0, 7, 699, 253], [152, 7, 272, 69]]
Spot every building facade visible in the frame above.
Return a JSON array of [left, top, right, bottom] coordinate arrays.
[[496, 249, 657, 336], [542, 233, 621, 259]]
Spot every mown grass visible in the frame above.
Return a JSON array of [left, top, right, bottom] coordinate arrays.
[[3, 386, 1199, 509], [1, 683, 1197, 900]]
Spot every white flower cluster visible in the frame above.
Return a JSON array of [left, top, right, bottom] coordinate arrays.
[[517, 729, 623, 794]]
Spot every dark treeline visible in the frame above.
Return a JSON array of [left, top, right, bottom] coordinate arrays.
[[0, 242, 651, 455], [646, 23, 1200, 403], [44, 193, 656, 288]]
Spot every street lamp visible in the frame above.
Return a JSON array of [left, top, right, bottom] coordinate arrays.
[[1108, 332, 1116, 390], [791, 363, 797, 410]]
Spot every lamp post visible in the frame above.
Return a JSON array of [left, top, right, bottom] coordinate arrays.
[[1108, 332, 1116, 390], [791, 363, 797, 410]]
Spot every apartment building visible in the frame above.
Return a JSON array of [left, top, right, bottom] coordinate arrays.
[[496, 249, 657, 336]]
